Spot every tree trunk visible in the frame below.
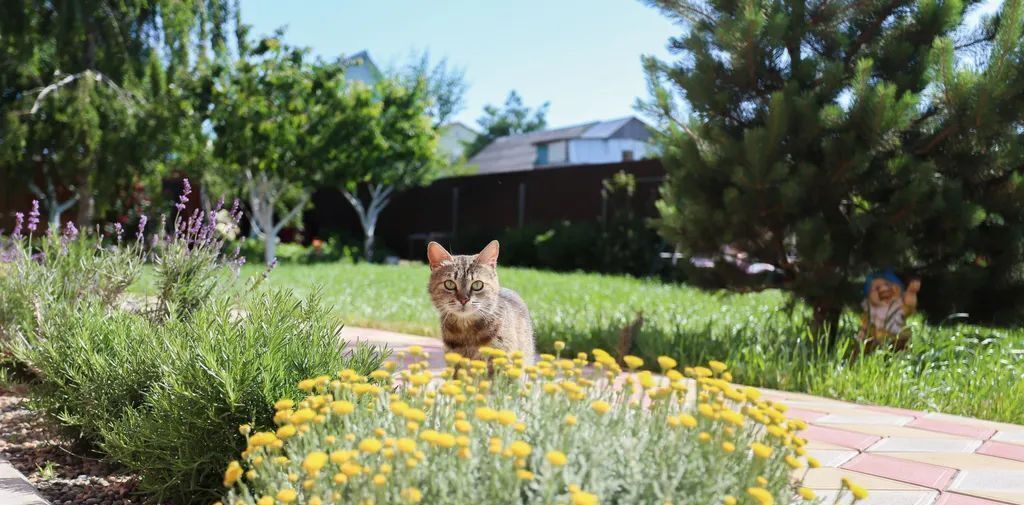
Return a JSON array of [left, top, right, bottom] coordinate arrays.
[[264, 229, 277, 266], [810, 301, 842, 347], [364, 233, 375, 262], [76, 178, 95, 228], [341, 184, 393, 264]]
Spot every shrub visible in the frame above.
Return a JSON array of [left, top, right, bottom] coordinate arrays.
[[0, 220, 143, 344], [101, 289, 383, 503], [22, 303, 164, 445], [222, 349, 853, 505]]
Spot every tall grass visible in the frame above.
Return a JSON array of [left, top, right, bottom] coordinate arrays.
[[246, 262, 1024, 423]]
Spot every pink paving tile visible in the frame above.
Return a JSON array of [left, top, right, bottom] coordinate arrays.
[[863, 405, 927, 419], [978, 441, 1024, 463], [786, 408, 828, 422], [908, 418, 997, 440], [843, 453, 957, 490], [800, 425, 882, 451], [935, 492, 1018, 505]]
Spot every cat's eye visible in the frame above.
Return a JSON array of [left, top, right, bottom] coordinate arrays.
[[443, 280, 456, 290], [471, 280, 484, 291]]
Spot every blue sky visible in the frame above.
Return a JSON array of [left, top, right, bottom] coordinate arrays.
[[240, 0, 681, 130]]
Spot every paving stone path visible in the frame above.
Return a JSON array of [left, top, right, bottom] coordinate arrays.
[[340, 326, 1024, 505]]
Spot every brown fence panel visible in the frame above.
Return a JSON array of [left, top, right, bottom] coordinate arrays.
[[307, 159, 665, 258]]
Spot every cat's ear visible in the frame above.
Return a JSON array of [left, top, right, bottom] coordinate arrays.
[[475, 240, 499, 268], [426, 242, 452, 270]]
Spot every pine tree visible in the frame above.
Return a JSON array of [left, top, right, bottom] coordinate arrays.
[[642, 0, 1024, 334]]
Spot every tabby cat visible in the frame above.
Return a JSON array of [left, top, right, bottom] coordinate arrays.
[[426, 240, 535, 365]]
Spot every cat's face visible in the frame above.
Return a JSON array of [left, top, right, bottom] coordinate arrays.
[[427, 241, 500, 319]]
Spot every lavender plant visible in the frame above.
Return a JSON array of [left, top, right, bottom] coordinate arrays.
[[0, 200, 144, 345], [151, 179, 245, 319]]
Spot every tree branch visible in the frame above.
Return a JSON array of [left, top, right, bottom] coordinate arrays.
[[272, 193, 309, 235], [19, 70, 143, 116]]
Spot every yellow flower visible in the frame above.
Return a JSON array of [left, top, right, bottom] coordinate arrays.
[[546, 450, 568, 466], [709, 360, 728, 373], [797, 487, 816, 500], [807, 455, 821, 468], [401, 488, 423, 503], [657, 356, 678, 371], [723, 497, 737, 505], [369, 370, 391, 381], [497, 410, 517, 426], [554, 341, 566, 351], [276, 489, 298, 503], [396, 438, 416, 454], [623, 355, 644, 369], [435, 433, 457, 448], [332, 472, 348, 485], [564, 414, 578, 426], [751, 442, 773, 459], [508, 441, 532, 458], [572, 491, 599, 505], [746, 487, 774, 505], [359, 438, 383, 454], [842, 478, 869, 500], [403, 408, 427, 422], [373, 474, 387, 486], [678, 414, 697, 428], [238, 424, 251, 436], [698, 432, 711, 442], [516, 469, 534, 480], [756, 476, 768, 486], [302, 451, 328, 474], [257, 497, 273, 505], [298, 379, 316, 391], [475, 407, 498, 422], [274, 399, 295, 411], [223, 461, 243, 487], [248, 432, 277, 447], [785, 455, 803, 469], [591, 400, 612, 414], [309, 498, 322, 505], [333, 399, 358, 415], [276, 425, 297, 438], [290, 408, 316, 425], [721, 442, 735, 453]]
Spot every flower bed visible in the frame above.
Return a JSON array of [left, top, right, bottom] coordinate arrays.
[[223, 349, 867, 505]]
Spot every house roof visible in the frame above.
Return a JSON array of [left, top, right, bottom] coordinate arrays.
[[468, 116, 650, 174], [342, 50, 382, 85]]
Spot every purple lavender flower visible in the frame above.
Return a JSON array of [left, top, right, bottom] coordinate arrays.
[[63, 221, 79, 241], [137, 215, 148, 240], [27, 200, 40, 232], [175, 178, 192, 211], [13, 212, 24, 239], [113, 222, 124, 243]]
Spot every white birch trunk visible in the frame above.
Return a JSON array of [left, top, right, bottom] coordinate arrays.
[[341, 183, 394, 262], [245, 170, 309, 265]]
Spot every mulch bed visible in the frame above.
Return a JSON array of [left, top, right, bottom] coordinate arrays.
[[0, 384, 146, 505]]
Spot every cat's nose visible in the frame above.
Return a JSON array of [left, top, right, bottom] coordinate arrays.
[[457, 294, 470, 305]]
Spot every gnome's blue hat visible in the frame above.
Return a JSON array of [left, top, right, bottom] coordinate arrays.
[[864, 269, 904, 297]]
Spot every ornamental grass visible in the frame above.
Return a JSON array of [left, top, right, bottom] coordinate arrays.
[[223, 347, 866, 505]]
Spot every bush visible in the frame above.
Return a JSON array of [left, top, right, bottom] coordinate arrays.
[[237, 236, 358, 265], [97, 290, 384, 503], [222, 350, 848, 505], [0, 224, 142, 344]]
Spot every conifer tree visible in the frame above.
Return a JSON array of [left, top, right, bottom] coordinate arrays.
[[642, 0, 1024, 333]]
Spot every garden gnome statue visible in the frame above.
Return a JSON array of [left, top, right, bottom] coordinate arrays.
[[857, 270, 920, 352]]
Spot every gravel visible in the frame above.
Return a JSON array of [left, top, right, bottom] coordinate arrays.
[[0, 385, 148, 505]]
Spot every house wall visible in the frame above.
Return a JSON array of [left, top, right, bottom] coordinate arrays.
[[568, 138, 651, 164], [544, 140, 568, 165]]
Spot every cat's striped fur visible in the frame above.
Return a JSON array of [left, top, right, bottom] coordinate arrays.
[[426, 240, 535, 365]]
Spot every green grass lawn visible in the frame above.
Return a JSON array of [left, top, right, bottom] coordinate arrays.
[[141, 261, 1024, 423]]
